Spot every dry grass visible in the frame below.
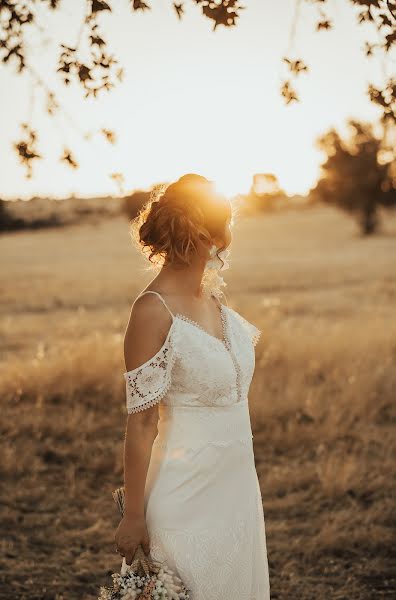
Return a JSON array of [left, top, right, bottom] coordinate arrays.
[[1, 205, 395, 599]]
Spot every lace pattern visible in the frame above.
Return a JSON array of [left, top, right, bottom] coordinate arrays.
[[148, 515, 251, 598], [221, 307, 243, 401], [123, 324, 178, 414], [222, 307, 261, 401], [146, 486, 270, 599], [123, 302, 261, 413], [230, 307, 262, 347], [175, 312, 227, 346]]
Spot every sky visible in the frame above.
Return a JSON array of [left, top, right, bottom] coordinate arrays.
[[0, 0, 390, 200]]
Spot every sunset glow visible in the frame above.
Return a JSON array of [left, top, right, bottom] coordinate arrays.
[[0, 0, 386, 200]]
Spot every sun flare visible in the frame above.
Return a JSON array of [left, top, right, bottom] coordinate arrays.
[[213, 173, 253, 199]]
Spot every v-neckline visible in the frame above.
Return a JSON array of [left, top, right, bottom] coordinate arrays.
[[173, 303, 243, 404], [174, 303, 229, 348]]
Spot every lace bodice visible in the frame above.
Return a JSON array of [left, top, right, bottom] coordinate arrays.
[[123, 292, 261, 414]]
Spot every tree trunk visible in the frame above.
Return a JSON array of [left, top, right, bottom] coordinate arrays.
[[360, 204, 378, 236]]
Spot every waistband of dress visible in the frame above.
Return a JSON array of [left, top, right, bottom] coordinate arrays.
[[155, 398, 253, 450], [159, 397, 249, 413]]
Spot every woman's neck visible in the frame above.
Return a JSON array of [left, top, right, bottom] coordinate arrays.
[[157, 255, 207, 298]]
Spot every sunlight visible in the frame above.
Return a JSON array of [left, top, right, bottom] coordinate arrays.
[[213, 172, 253, 198], [0, 0, 383, 201]]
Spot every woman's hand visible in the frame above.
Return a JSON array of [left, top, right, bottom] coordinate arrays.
[[114, 513, 151, 565]]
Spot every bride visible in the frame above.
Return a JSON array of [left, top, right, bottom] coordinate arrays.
[[114, 173, 270, 599]]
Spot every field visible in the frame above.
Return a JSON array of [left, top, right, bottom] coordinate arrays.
[[1, 205, 395, 600]]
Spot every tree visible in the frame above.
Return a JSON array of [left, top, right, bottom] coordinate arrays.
[[1, 0, 395, 178], [242, 173, 288, 213], [311, 120, 396, 234]]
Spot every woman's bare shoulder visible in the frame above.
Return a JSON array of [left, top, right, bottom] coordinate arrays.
[[123, 291, 173, 372], [130, 290, 166, 316]]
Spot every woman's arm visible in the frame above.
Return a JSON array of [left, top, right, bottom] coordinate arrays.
[[115, 294, 172, 563], [123, 408, 158, 517]]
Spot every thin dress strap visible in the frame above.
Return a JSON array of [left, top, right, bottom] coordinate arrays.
[[137, 290, 175, 319], [211, 291, 228, 308]]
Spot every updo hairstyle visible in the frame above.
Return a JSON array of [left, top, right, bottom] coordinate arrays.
[[130, 174, 232, 269]]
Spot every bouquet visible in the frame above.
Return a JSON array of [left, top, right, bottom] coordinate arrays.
[[98, 486, 191, 600]]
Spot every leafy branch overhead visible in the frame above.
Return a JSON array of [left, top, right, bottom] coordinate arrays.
[[13, 123, 41, 179], [1, 0, 395, 179], [281, 0, 396, 120]]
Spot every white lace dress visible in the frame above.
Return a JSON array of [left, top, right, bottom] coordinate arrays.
[[122, 291, 270, 600]]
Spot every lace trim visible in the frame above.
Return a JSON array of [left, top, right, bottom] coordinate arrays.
[[251, 327, 261, 347], [174, 312, 227, 346], [229, 307, 262, 348], [221, 309, 243, 403], [124, 325, 178, 414], [219, 303, 228, 344], [174, 305, 243, 404], [126, 381, 171, 414]]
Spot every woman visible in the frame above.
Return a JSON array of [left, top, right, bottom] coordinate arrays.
[[115, 174, 270, 599]]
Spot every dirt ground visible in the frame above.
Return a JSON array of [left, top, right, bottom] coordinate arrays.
[[1, 205, 395, 599]]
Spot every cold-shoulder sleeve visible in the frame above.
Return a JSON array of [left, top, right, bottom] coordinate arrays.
[[242, 317, 261, 347], [123, 325, 177, 414], [229, 307, 261, 348]]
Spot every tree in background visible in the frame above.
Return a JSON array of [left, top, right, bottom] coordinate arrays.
[[0, 0, 395, 179], [311, 120, 396, 235], [242, 173, 289, 214]]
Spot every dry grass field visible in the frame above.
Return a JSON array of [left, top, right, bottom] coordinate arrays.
[[1, 205, 395, 600]]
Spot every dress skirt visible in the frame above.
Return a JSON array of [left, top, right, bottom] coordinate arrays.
[[141, 399, 271, 600]]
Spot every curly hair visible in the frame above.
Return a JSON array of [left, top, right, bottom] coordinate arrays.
[[130, 174, 233, 269]]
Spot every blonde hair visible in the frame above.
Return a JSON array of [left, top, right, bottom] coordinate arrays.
[[130, 174, 232, 269]]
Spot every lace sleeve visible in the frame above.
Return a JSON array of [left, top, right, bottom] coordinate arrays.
[[123, 327, 177, 414], [245, 320, 261, 347], [232, 309, 261, 347]]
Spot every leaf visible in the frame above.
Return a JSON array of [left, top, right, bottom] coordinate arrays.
[[173, 3, 184, 19], [13, 124, 42, 178], [200, 0, 245, 30], [283, 57, 308, 75], [378, 12, 393, 27], [364, 41, 376, 56], [90, 35, 106, 47], [131, 0, 151, 11], [358, 9, 371, 24], [280, 80, 299, 104], [91, 0, 111, 13], [385, 31, 396, 51], [101, 129, 116, 144], [60, 148, 79, 169], [317, 19, 332, 31], [46, 91, 59, 115], [78, 64, 93, 82]]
